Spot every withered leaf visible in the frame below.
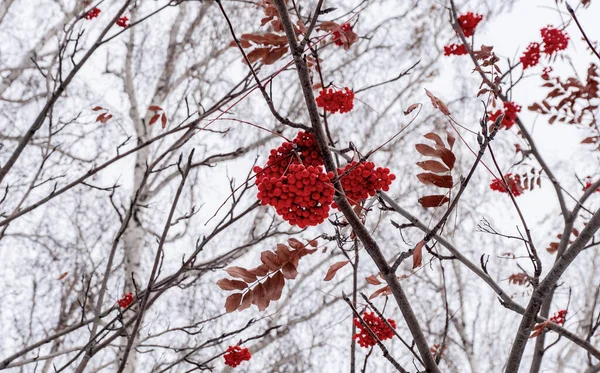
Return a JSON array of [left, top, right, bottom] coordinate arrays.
[[225, 293, 242, 313], [418, 195, 450, 208], [416, 160, 449, 173], [216, 278, 248, 291], [416, 173, 453, 188], [413, 240, 424, 268], [225, 266, 257, 283], [323, 260, 350, 281]]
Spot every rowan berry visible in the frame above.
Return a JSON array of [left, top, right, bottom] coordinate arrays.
[[118, 292, 134, 308], [316, 87, 355, 114], [444, 43, 468, 56], [223, 345, 251, 368], [333, 161, 395, 208], [489, 173, 524, 197], [457, 12, 483, 37], [84, 7, 101, 20], [520, 42, 541, 69], [541, 26, 569, 56], [488, 101, 521, 130], [116, 16, 129, 28], [352, 312, 396, 348]]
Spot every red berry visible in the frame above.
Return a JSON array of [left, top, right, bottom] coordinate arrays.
[[541, 26, 569, 56], [457, 12, 483, 37], [489, 173, 524, 197], [316, 87, 355, 114], [333, 161, 395, 208], [488, 101, 521, 130], [520, 42, 541, 69], [117, 292, 134, 308], [223, 345, 251, 367], [353, 312, 397, 348]]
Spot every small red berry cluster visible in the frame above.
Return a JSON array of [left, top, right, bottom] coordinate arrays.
[[489, 173, 524, 197], [332, 23, 353, 46], [254, 132, 335, 228], [332, 161, 395, 208], [549, 309, 567, 325], [84, 7, 101, 20], [583, 176, 600, 192], [520, 26, 570, 70], [443, 12, 483, 57], [116, 16, 129, 28], [223, 345, 251, 368], [117, 292, 134, 308], [457, 12, 483, 37], [316, 87, 355, 114], [352, 312, 397, 348], [444, 44, 467, 56], [541, 26, 570, 56], [520, 43, 541, 69], [488, 101, 522, 130]]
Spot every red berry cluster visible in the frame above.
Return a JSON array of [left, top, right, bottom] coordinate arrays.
[[520, 42, 541, 70], [519, 27, 570, 69], [117, 292, 134, 308], [583, 176, 600, 192], [488, 101, 522, 130], [549, 309, 567, 325], [489, 173, 524, 197], [444, 43, 468, 56], [332, 23, 353, 46], [223, 346, 251, 368], [332, 161, 395, 208], [254, 132, 334, 228], [84, 7, 101, 20], [316, 87, 355, 114], [541, 26, 570, 56], [352, 312, 397, 348], [116, 16, 129, 28], [457, 12, 483, 37]]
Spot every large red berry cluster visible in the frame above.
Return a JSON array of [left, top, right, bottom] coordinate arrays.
[[84, 7, 101, 20], [352, 312, 397, 348], [549, 309, 567, 325], [116, 16, 129, 28], [316, 87, 355, 114], [254, 132, 334, 228], [223, 346, 251, 368], [541, 26, 569, 56], [457, 12, 483, 37], [332, 23, 353, 46], [332, 161, 395, 208], [117, 292, 134, 308], [520, 42, 541, 70], [489, 173, 524, 197], [488, 101, 522, 130], [444, 43, 467, 56]]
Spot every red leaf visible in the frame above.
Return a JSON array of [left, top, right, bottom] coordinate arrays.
[[268, 271, 285, 301], [425, 89, 451, 115], [281, 262, 298, 279], [365, 275, 382, 285], [148, 105, 162, 111], [249, 264, 269, 277], [369, 285, 391, 299], [225, 266, 257, 283], [149, 114, 160, 126], [424, 132, 445, 147], [418, 195, 450, 208], [415, 144, 438, 157], [252, 282, 270, 311], [161, 113, 167, 128], [446, 131, 456, 149], [92, 106, 103, 111], [436, 146, 456, 169], [416, 173, 453, 188], [262, 46, 288, 65], [225, 293, 242, 313], [413, 240, 424, 268], [416, 160, 449, 173], [216, 278, 248, 291], [288, 238, 304, 250], [56, 272, 68, 280], [581, 136, 598, 144], [323, 260, 350, 281], [260, 250, 282, 272], [275, 244, 291, 262], [239, 291, 254, 311], [404, 103, 420, 115]]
